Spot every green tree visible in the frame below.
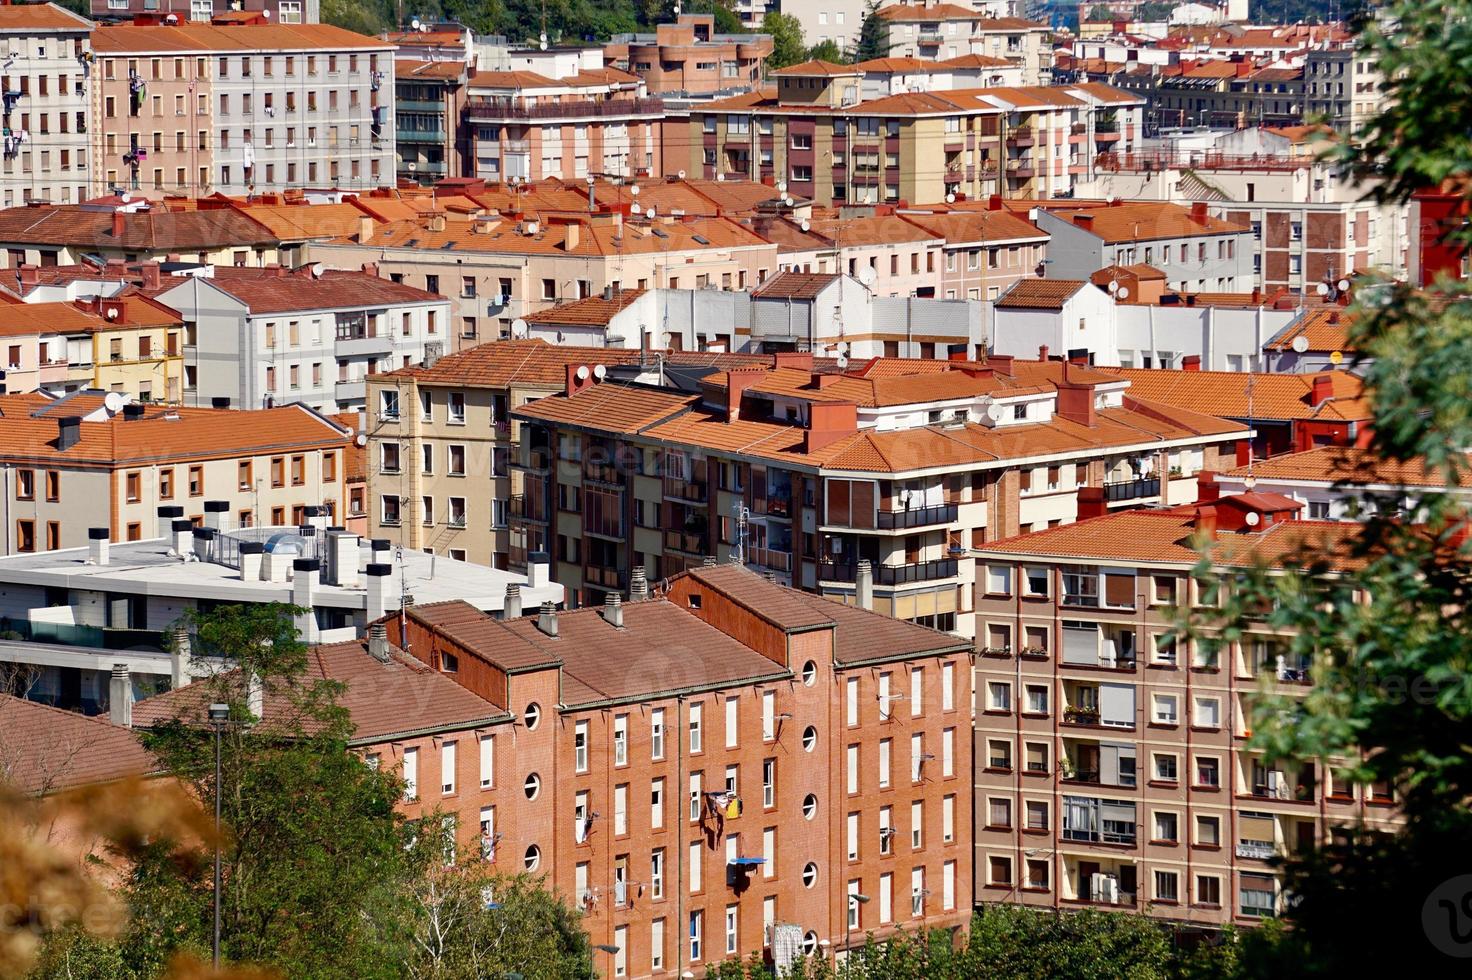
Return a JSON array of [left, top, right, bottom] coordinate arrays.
[[761, 11, 807, 70], [1183, 1, 1472, 973], [711, 2, 744, 34], [854, 0, 889, 62], [123, 604, 422, 979], [807, 39, 847, 64], [407, 864, 592, 979], [1087, 4, 1117, 21]]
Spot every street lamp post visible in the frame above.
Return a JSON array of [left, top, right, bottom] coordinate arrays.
[[591, 942, 620, 978], [207, 702, 230, 970], [844, 893, 870, 971]]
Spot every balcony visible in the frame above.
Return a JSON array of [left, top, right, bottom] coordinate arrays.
[[1102, 477, 1160, 502], [1007, 126, 1035, 147], [509, 494, 548, 524], [1236, 841, 1277, 860], [818, 558, 958, 585], [746, 546, 791, 572], [583, 461, 624, 486], [876, 503, 958, 530], [512, 449, 550, 474], [663, 475, 708, 503], [334, 379, 366, 403], [663, 528, 708, 555], [585, 564, 626, 590], [464, 96, 666, 123], [397, 98, 444, 112], [397, 127, 447, 144], [336, 333, 396, 358]]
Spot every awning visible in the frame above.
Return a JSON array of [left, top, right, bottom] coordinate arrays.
[[729, 857, 767, 866]]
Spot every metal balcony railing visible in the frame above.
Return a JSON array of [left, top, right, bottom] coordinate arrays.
[[876, 503, 958, 530], [818, 558, 959, 585], [1102, 477, 1161, 502]]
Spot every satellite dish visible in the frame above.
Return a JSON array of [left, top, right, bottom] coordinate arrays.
[[836, 341, 849, 354], [539, 40, 548, 50], [1337, 278, 1350, 292], [310, 262, 324, 278], [1244, 511, 1261, 527], [836, 354, 849, 369], [261, 7, 269, 16], [782, 195, 792, 206], [800, 218, 811, 232], [411, 16, 421, 29], [593, 364, 607, 380], [985, 402, 1005, 423], [511, 317, 528, 337], [105, 306, 119, 320], [645, 206, 656, 219], [120, 192, 131, 203], [677, 169, 687, 179], [629, 184, 640, 197], [858, 266, 877, 286], [777, 181, 787, 193], [945, 193, 956, 204], [1329, 350, 1343, 365], [1107, 280, 1119, 294], [1315, 282, 1330, 296], [103, 391, 126, 414], [575, 365, 590, 381], [354, 432, 368, 447], [1291, 334, 1310, 354], [1116, 286, 1129, 300], [716, 173, 725, 182]]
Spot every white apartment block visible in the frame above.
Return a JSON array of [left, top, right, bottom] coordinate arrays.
[[0, 3, 93, 207]]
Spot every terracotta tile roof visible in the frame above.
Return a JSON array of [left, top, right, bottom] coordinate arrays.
[[852, 57, 935, 72], [872, 1, 977, 18], [682, 562, 835, 630], [1220, 446, 1472, 490], [994, 278, 1091, 309], [90, 23, 393, 54], [0, 396, 349, 467], [515, 383, 696, 432], [771, 59, 862, 76], [939, 53, 1016, 68], [132, 638, 509, 742], [808, 214, 941, 247], [728, 365, 1006, 409], [151, 266, 442, 313], [0, 695, 159, 794], [752, 270, 840, 300], [235, 202, 370, 240], [972, 16, 1049, 29], [0, 301, 106, 336], [898, 209, 1048, 245], [1263, 308, 1357, 353], [405, 600, 558, 672], [523, 288, 646, 326], [0, 205, 278, 250], [395, 58, 468, 80], [1047, 201, 1248, 243], [1064, 81, 1148, 105], [351, 213, 770, 257], [467, 69, 563, 88], [1100, 367, 1371, 422], [746, 216, 831, 252], [386, 339, 643, 388], [0, 2, 91, 30]]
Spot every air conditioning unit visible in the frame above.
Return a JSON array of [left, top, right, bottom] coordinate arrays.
[[1092, 873, 1120, 904]]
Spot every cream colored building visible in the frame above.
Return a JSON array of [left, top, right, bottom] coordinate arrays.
[[0, 392, 350, 556], [0, 3, 93, 208]]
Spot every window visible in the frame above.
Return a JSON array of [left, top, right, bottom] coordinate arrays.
[[689, 702, 703, 753], [651, 778, 664, 829], [1025, 684, 1049, 715], [1024, 566, 1050, 596], [1193, 696, 1221, 729], [878, 739, 891, 788], [988, 682, 1012, 712], [613, 714, 628, 766], [846, 744, 860, 794], [479, 735, 494, 789], [402, 747, 418, 800], [651, 708, 665, 760], [1196, 756, 1220, 787], [574, 720, 589, 773], [441, 741, 456, 794], [724, 696, 738, 749], [942, 662, 955, 710], [986, 565, 1012, 595], [690, 773, 703, 822], [987, 739, 1012, 771], [1195, 814, 1221, 846], [911, 800, 923, 848], [44, 471, 59, 502], [1025, 800, 1049, 831], [1153, 811, 1178, 843], [988, 797, 1012, 829], [1195, 875, 1221, 906], [1155, 870, 1179, 903], [761, 690, 776, 741], [846, 676, 860, 725], [1152, 693, 1179, 725], [989, 855, 1013, 885], [688, 911, 702, 961], [909, 667, 924, 717], [1155, 754, 1178, 783]]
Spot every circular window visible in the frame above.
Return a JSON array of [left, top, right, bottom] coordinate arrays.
[[523, 773, 541, 800], [802, 862, 819, 888], [802, 725, 818, 752], [523, 702, 542, 730], [801, 932, 819, 955], [524, 844, 541, 872], [802, 793, 818, 820], [801, 661, 817, 686]]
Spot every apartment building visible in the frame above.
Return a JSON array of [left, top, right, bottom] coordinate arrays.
[[508, 354, 1246, 636], [311, 208, 779, 341], [90, 0, 320, 24], [0, 291, 185, 401], [855, 55, 1025, 97], [604, 15, 773, 97], [0, 3, 93, 208], [971, 488, 1398, 924], [871, 6, 1052, 83], [896, 206, 1050, 300], [360, 563, 971, 976], [1034, 202, 1255, 292], [361, 340, 767, 568], [0, 390, 351, 556], [89, 21, 395, 197], [1212, 446, 1472, 521], [464, 65, 663, 184], [394, 58, 469, 184], [144, 264, 449, 412], [691, 69, 1142, 205], [0, 202, 284, 268]]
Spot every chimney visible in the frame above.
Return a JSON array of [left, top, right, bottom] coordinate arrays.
[[427, 212, 447, 233], [192, 526, 215, 561], [1054, 370, 1097, 427], [123, 402, 146, 420], [245, 670, 265, 722], [238, 540, 264, 581], [630, 565, 649, 601], [503, 582, 523, 619], [171, 518, 193, 556], [360, 260, 379, 279], [1181, 354, 1202, 372], [17, 264, 38, 286], [1194, 504, 1218, 540], [1190, 201, 1208, 223], [855, 559, 873, 611], [564, 221, 580, 251], [1197, 470, 1220, 503], [601, 593, 624, 628], [140, 263, 162, 290], [1072, 212, 1095, 231], [367, 622, 391, 663], [357, 215, 375, 243], [988, 193, 1002, 211], [203, 500, 229, 530], [702, 555, 717, 567], [156, 504, 182, 538], [112, 211, 125, 239], [724, 367, 766, 421], [536, 601, 559, 638], [365, 562, 392, 621], [56, 416, 82, 452], [325, 528, 360, 588], [1038, 344, 1049, 361], [303, 504, 329, 532], [527, 551, 550, 589], [170, 624, 192, 688], [1076, 485, 1106, 520], [1310, 374, 1334, 406], [292, 558, 319, 642], [88, 527, 110, 565], [108, 664, 133, 728]]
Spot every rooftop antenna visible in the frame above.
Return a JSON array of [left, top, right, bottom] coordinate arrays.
[[733, 500, 749, 565]]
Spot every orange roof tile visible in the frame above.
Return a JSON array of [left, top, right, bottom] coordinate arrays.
[[1263, 308, 1358, 353], [1047, 201, 1247, 243], [146, 266, 441, 314], [0, 2, 90, 31], [808, 214, 941, 247], [524, 288, 646, 326], [0, 695, 159, 794], [898, 209, 1047, 245], [90, 23, 393, 54], [1100, 367, 1371, 422], [995, 279, 1092, 309], [235, 202, 370, 240], [1220, 446, 1472, 490], [351, 213, 770, 257], [752, 271, 841, 300], [771, 59, 862, 77], [0, 204, 277, 250], [939, 53, 1016, 69], [872, 2, 979, 19]]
